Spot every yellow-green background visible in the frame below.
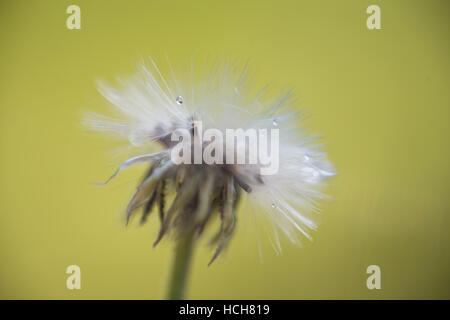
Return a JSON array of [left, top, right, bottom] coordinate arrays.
[[1, 0, 449, 299]]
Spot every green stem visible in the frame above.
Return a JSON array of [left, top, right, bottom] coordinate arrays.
[[167, 232, 195, 300]]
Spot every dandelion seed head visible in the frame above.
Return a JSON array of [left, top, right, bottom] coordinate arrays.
[[84, 58, 335, 263]]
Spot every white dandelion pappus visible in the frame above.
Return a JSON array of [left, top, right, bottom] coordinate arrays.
[[84, 58, 335, 263]]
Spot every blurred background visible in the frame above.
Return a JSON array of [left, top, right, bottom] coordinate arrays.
[[0, 0, 449, 299]]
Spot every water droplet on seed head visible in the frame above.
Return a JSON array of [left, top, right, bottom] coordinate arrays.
[[176, 96, 184, 105]]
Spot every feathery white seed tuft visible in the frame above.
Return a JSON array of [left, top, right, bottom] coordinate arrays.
[[85, 58, 336, 258]]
